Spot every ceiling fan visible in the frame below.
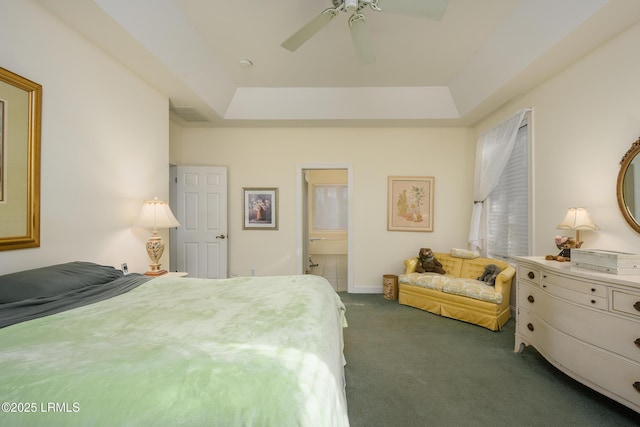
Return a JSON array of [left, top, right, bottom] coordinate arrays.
[[281, 0, 449, 66]]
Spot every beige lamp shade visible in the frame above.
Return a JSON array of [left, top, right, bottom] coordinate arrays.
[[135, 198, 180, 229], [557, 207, 599, 248], [557, 207, 599, 231], [135, 198, 180, 276]]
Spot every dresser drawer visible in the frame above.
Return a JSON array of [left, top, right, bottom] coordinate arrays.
[[515, 304, 539, 344], [541, 271, 607, 298], [612, 290, 640, 319], [535, 321, 640, 411], [518, 264, 540, 286], [518, 282, 543, 313], [518, 282, 640, 363], [542, 282, 607, 310]]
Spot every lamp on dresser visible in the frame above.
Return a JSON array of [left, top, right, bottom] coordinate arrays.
[[556, 207, 599, 248], [135, 197, 180, 276]]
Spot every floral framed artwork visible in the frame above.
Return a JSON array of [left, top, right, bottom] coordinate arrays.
[[243, 187, 278, 230], [388, 176, 434, 232]]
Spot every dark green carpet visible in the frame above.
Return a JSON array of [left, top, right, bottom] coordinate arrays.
[[339, 292, 640, 427]]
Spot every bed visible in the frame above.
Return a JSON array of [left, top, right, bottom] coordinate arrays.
[[0, 262, 350, 427]]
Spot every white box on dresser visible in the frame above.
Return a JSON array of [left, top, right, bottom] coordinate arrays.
[[515, 256, 640, 414], [571, 248, 640, 275]]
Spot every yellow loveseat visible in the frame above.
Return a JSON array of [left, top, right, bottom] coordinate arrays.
[[398, 251, 515, 331]]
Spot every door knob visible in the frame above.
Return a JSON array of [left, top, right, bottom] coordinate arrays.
[[216, 234, 226, 239]]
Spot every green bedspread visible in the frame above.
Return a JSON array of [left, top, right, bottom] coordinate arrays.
[[0, 275, 349, 427]]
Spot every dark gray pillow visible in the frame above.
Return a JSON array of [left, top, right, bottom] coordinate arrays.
[[0, 261, 123, 303]]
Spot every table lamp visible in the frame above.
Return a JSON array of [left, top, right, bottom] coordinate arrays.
[[135, 198, 180, 276], [557, 207, 599, 248]]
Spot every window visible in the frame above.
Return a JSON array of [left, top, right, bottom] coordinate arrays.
[[313, 184, 348, 230], [486, 121, 529, 262]]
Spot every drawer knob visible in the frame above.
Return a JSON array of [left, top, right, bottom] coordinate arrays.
[[634, 382, 640, 393], [591, 300, 596, 305], [635, 338, 640, 349], [527, 295, 535, 303], [527, 323, 535, 332], [527, 271, 535, 280], [634, 301, 640, 312], [591, 288, 596, 293]]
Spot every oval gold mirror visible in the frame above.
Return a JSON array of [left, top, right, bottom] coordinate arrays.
[[617, 137, 640, 234], [0, 67, 41, 250]]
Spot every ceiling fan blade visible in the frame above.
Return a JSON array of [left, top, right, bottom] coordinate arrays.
[[349, 14, 375, 66], [375, 0, 448, 21], [281, 9, 337, 52]]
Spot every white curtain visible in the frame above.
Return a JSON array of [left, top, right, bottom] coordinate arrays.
[[468, 109, 529, 254]]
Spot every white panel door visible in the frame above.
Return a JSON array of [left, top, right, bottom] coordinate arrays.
[[175, 166, 227, 278]]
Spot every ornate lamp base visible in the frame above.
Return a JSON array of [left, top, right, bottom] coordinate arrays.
[[144, 231, 167, 276]]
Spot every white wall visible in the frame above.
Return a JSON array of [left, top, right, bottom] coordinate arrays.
[[170, 126, 475, 291], [0, 0, 171, 275], [474, 20, 640, 256]]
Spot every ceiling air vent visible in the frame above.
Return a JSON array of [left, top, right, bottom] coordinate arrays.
[[170, 105, 210, 122]]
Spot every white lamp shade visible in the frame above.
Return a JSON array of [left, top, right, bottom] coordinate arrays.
[[557, 207, 599, 231], [135, 199, 180, 229]]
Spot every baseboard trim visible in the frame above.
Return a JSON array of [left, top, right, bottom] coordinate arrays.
[[347, 285, 381, 294]]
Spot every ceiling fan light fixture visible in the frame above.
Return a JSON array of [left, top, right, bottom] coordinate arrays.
[[345, 0, 358, 12]]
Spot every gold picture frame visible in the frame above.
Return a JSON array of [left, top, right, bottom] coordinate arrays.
[[242, 187, 278, 230], [0, 67, 41, 250], [388, 176, 434, 232]]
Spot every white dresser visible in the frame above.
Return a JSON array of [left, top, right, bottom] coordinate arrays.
[[515, 256, 640, 413]]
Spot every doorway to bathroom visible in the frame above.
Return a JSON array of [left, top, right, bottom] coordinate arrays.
[[297, 164, 353, 293]]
